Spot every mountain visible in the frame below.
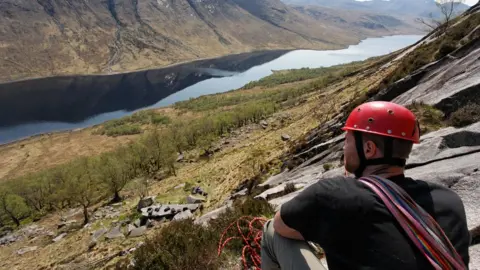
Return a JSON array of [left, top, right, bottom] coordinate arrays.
[[281, 0, 470, 17], [0, 0, 417, 82]]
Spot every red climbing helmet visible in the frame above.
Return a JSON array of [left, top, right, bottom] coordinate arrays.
[[342, 101, 420, 144]]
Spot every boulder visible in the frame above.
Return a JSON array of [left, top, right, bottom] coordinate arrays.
[[53, 233, 67, 243], [260, 120, 269, 129], [128, 226, 147, 238], [16, 246, 37, 255], [133, 219, 142, 228], [105, 225, 125, 239], [137, 196, 155, 212], [174, 183, 186, 190], [187, 195, 206, 204], [140, 203, 202, 219], [173, 210, 193, 221], [281, 134, 291, 141], [195, 201, 233, 226], [91, 228, 108, 242], [127, 224, 136, 234]]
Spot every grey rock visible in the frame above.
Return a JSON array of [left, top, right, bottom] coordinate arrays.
[[407, 122, 480, 166], [393, 40, 480, 111], [53, 233, 67, 242], [281, 134, 291, 141], [177, 153, 185, 162], [128, 226, 147, 238], [187, 195, 206, 204], [260, 120, 269, 129], [0, 233, 20, 245], [255, 183, 307, 201], [16, 246, 37, 255], [88, 240, 97, 250], [140, 203, 202, 219], [92, 228, 108, 241], [137, 196, 155, 211], [194, 201, 233, 226], [231, 188, 248, 199], [173, 210, 193, 221], [105, 225, 125, 239], [174, 183, 186, 189], [128, 224, 136, 234], [133, 219, 142, 228]]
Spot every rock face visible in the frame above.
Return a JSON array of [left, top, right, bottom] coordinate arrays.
[[393, 38, 480, 114], [52, 233, 67, 243], [140, 203, 202, 220]]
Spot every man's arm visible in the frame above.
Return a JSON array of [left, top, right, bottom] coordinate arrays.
[[273, 211, 305, 240]]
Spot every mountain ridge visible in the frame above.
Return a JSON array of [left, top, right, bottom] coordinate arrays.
[[0, 0, 418, 83]]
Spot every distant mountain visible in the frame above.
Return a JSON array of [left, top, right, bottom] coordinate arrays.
[[0, 0, 418, 82], [281, 0, 470, 17]]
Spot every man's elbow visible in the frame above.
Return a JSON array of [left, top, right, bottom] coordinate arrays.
[[273, 211, 305, 240]]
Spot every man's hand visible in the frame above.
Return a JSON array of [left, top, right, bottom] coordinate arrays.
[[273, 211, 305, 240]]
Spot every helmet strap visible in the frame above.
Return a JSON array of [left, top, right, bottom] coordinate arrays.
[[353, 132, 406, 178]]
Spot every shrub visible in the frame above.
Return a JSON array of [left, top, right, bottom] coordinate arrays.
[[449, 103, 480, 128], [407, 102, 445, 134], [323, 163, 332, 171], [130, 197, 274, 270], [284, 183, 296, 195], [104, 124, 142, 137]]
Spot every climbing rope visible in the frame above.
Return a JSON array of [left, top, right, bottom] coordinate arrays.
[[218, 216, 267, 270], [360, 175, 467, 270]]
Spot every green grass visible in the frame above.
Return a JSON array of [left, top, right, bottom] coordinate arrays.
[[93, 110, 171, 137], [408, 102, 446, 134]]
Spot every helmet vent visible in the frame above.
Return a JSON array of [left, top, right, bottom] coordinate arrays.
[[368, 118, 374, 123], [388, 109, 394, 115]]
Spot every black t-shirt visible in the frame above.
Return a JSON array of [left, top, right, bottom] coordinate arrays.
[[280, 175, 471, 270]]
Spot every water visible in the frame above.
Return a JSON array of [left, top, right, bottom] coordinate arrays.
[[0, 35, 422, 145]]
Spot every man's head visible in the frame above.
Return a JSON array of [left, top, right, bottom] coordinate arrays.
[[341, 101, 420, 177]]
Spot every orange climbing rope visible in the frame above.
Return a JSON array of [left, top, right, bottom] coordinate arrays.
[[218, 216, 268, 270]]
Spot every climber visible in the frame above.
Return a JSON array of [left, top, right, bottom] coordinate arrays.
[[261, 101, 471, 270]]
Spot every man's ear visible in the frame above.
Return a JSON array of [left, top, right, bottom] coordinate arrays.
[[364, 140, 377, 159]]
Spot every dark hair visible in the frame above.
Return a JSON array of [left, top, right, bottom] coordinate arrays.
[[362, 133, 413, 159]]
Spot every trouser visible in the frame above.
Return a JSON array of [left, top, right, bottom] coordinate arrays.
[[260, 219, 327, 270]]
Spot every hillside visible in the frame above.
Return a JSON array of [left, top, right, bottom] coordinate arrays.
[[282, 0, 470, 17], [0, 0, 418, 82], [0, 3, 478, 270]]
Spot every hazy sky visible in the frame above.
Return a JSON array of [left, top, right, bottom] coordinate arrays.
[[465, 0, 478, 5]]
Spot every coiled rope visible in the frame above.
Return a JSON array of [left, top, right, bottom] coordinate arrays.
[[218, 216, 267, 270]]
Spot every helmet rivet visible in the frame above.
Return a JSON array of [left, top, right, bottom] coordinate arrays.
[[388, 109, 394, 115], [402, 132, 406, 136], [368, 118, 374, 123], [387, 130, 392, 134], [366, 126, 370, 130], [354, 124, 358, 128]]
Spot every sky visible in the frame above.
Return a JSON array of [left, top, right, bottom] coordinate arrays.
[[465, 0, 478, 5]]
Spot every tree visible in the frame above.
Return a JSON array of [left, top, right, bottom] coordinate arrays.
[[99, 154, 133, 203], [416, 0, 466, 34], [0, 189, 30, 227], [68, 157, 104, 225]]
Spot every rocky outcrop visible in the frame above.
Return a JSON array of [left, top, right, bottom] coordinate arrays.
[[393, 37, 480, 114]]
